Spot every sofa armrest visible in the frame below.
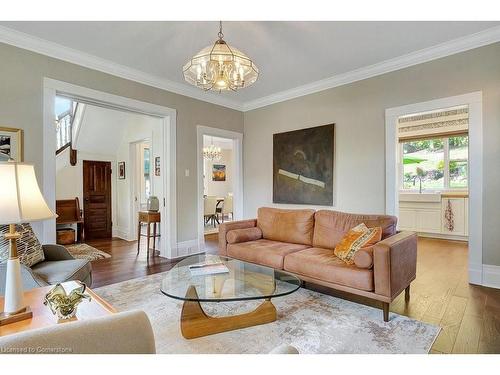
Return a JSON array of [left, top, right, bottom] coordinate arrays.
[[218, 219, 257, 256], [42, 244, 75, 261], [373, 231, 417, 300], [0, 310, 156, 354]]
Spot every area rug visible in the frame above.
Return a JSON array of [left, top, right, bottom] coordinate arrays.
[[94, 272, 440, 354], [65, 243, 111, 261]]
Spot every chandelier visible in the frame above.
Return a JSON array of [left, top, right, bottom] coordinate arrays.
[[183, 21, 259, 92], [203, 138, 222, 161]]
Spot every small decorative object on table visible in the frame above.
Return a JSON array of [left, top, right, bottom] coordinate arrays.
[[147, 196, 159, 212], [44, 283, 91, 321]]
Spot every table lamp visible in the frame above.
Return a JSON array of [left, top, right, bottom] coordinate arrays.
[[0, 162, 56, 325]]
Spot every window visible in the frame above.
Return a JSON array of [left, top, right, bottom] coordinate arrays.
[[400, 135, 468, 191]]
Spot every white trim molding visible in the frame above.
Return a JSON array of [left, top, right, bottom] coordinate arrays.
[[0, 26, 243, 111], [2, 24, 500, 112], [42, 78, 178, 259], [243, 26, 500, 111], [385, 92, 484, 286], [174, 239, 204, 260], [482, 265, 500, 289]]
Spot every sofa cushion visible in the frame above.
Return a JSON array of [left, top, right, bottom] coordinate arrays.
[[227, 227, 263, 244], [353, 246, 374, 269], [334, 223, 382, 265], [227, 239, 309, 269], [257, 207, 315, 246], [313, 210, 397, 249], [284, 247, 374, 291], [31, 259, 92, 285]]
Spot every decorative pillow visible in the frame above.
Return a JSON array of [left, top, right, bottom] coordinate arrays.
[[0, 224, 45, 267], [334, 223, 382, 265]]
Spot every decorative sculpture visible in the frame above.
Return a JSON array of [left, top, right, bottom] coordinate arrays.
[[44, 283, 91, 320]]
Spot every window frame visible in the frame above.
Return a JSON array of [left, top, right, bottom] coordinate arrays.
[[399, 135, 468, 192]]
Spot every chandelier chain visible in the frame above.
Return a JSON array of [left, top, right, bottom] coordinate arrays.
[[218, 21, 224, 40]]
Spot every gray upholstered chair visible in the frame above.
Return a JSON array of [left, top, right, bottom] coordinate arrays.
[[0, 244, 92, 296], [0, 310, 156, 354]]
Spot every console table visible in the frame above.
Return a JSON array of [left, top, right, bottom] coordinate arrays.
[[137, 211, 161, 257]]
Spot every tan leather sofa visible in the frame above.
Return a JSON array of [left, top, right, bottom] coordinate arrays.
[[219, 207, 417, 321]]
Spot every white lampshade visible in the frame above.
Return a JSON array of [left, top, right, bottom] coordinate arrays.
[[0, 162, 56, 224]]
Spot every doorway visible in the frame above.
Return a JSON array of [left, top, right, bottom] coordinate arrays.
[[83, 160, 112, 240], [43, 78, 177, 258], [202, 135, 235, 235], [197, 125, 243, 251], [385, 92, 483, 286]]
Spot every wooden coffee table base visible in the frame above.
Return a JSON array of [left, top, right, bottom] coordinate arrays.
[[180, 285, 277, 339]]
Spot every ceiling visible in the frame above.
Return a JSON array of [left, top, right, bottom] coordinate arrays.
[[1, 21, 500, 110], [76, 104, 161, 156]]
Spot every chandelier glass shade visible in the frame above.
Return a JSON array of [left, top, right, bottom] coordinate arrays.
[[183, 22, 259, 92], [203, 143, 222, 161]]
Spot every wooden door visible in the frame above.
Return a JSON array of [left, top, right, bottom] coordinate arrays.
[[83, 160, 112, 239]]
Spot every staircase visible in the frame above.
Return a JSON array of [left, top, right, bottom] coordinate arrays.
[[55, 101, 85, 166]]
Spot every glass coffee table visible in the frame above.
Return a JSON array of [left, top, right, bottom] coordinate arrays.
[[161, 254, 301, 339]]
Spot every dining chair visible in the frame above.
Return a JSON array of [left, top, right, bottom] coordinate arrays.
[[204, 196, 218, 227], [221, 194, 233, 222]]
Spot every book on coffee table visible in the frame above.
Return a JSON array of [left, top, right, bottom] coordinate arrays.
[[188, 262, 229, 276]]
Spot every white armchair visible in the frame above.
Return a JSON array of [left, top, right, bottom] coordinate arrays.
[[0, 310, 155, 354]]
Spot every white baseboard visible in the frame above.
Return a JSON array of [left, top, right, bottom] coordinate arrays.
[[482, 264, 500, 289], [166, 239, 205, 260], [469, 262, 483, 285], [113, 227, 134, 241]]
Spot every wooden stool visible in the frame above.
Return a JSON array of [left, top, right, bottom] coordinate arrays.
[[137, 211, 161, 257]]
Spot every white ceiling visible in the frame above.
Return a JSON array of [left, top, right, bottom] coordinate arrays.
[[1, 21, 500, 110], [76, 104, 160, 155]]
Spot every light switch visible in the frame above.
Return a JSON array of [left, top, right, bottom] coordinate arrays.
[[185, 169, 190, 177]]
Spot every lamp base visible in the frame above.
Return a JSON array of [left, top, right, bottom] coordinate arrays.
[[0, 306, 33, 326]]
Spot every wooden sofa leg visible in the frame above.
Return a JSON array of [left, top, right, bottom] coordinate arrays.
[[383, 302, 390, 322], [405, 285, 411, 303]]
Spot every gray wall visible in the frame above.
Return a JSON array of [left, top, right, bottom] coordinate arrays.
[[243, 43, 500, 266], [0, 43, 243, 243]]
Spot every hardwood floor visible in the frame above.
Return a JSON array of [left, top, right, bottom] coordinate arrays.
[[87, 234, 500, 354]]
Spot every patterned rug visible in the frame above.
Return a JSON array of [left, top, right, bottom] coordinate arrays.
[[66, 243, 111, 261], [94, 272, 440, 354]]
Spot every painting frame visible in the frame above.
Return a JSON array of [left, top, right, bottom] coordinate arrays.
[[118, 161, 126, 180], [212, 164, 226, 181], [0, 126, 24, 162], [273, 124, 335, 206]]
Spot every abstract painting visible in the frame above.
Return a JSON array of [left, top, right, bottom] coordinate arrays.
[[273, 124, 334, 205], [212, 164, 226, 181]]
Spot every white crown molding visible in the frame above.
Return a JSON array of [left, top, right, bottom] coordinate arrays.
[[0, 25, 244, 111], [1, 25, 500, 113], [242, 25, 500, 111]]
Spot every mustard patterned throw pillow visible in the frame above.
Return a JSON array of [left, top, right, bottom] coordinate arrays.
[[334, 223, 382, 265]]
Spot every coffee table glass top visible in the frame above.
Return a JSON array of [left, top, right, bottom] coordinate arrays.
[[160, 254, 301, 302]]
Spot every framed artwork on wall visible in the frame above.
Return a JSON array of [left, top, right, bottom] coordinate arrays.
[[155, 157, 160, 176], [273, 124, 335, 205], [0, 126, 24, 162], [212, 164, 226, 181], [118, 161, 126, 179]]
